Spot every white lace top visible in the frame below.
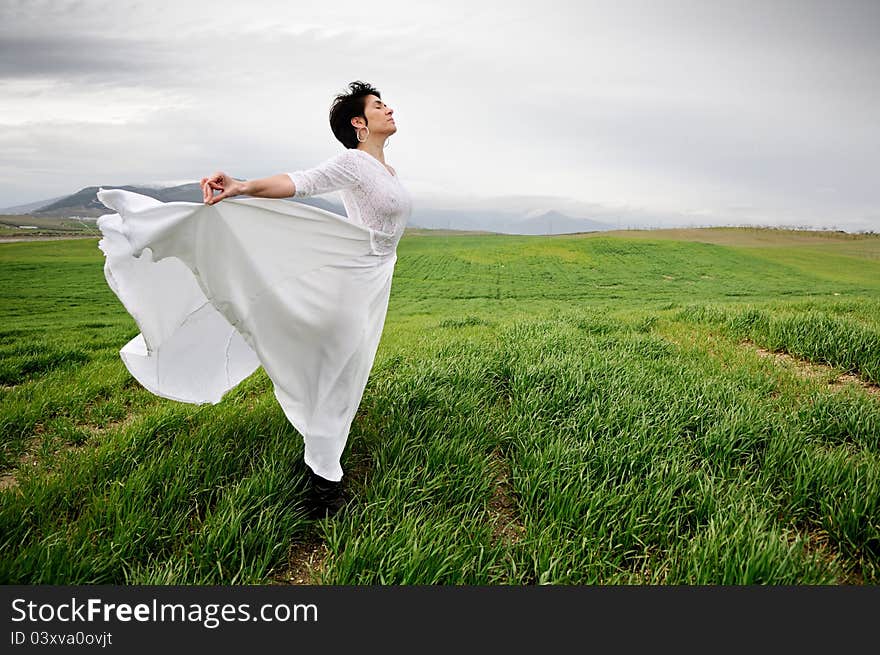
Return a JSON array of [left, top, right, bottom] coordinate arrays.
[[286, 148, 413, 256]]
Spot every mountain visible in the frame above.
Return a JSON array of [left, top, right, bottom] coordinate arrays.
[[509, 209, 614, 235], [3, 186, 617, 234], [0, 195, 69, 214], [404, 207, 615, 235], [4, 183, 343, 218]]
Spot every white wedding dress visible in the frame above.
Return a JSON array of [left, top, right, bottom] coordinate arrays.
[[95, 147, 413, 481]]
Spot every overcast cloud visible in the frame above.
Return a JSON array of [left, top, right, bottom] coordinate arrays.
[[1, 0, 878, 231]]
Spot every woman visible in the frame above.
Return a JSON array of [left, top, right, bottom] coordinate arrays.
[[95, 81, 412, 519]]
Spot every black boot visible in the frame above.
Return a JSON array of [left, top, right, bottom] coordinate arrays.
[[308, 470, 348, 519]]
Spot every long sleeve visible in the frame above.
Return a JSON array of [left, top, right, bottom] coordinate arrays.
[[286, 150, 360, 198]]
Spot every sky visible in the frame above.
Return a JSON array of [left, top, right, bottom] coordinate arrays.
[[1, 0, 878, 231]]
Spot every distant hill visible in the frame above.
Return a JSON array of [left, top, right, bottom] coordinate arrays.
[[382, 207, 616, 235], [0, 184, 344, 219], [1, 185, 618, 235], [0, 195, 70, 214]]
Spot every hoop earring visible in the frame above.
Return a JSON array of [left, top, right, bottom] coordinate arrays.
[[356, 126, 369, 143]]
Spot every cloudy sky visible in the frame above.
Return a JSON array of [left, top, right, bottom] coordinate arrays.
[[1, 0, 878, 231]]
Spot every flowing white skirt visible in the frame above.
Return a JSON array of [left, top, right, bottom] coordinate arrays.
[[95, 188, 398, 481]]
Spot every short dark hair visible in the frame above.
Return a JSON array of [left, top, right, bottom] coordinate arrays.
[[329, 80, 382, 149]]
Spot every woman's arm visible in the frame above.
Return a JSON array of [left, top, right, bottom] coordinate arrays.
[[285, 150, 359, 198], [201, 172, 295, 204], [202, 149, 358, 204], [240, 174, 296, 199]]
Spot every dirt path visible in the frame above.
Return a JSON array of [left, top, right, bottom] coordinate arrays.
[[741, 338, 880, 400]]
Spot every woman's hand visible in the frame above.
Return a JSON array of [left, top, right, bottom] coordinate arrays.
[[201, 172, 245, 205]]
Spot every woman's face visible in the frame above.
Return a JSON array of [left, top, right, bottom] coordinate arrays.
[[359, 94, 396, 135]]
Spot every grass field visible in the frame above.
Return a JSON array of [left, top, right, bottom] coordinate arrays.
[[1, 226, 878, 584], [0, 214, 100, 238]]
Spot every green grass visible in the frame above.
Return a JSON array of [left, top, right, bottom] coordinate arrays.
[[1, 227, 879, 584]]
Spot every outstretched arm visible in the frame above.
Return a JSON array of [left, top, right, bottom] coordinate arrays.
[[202, 150, 360, 204], [202, 173, 294, 204], [285, 150, 360, 198], [240, 175, 296, 199]]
